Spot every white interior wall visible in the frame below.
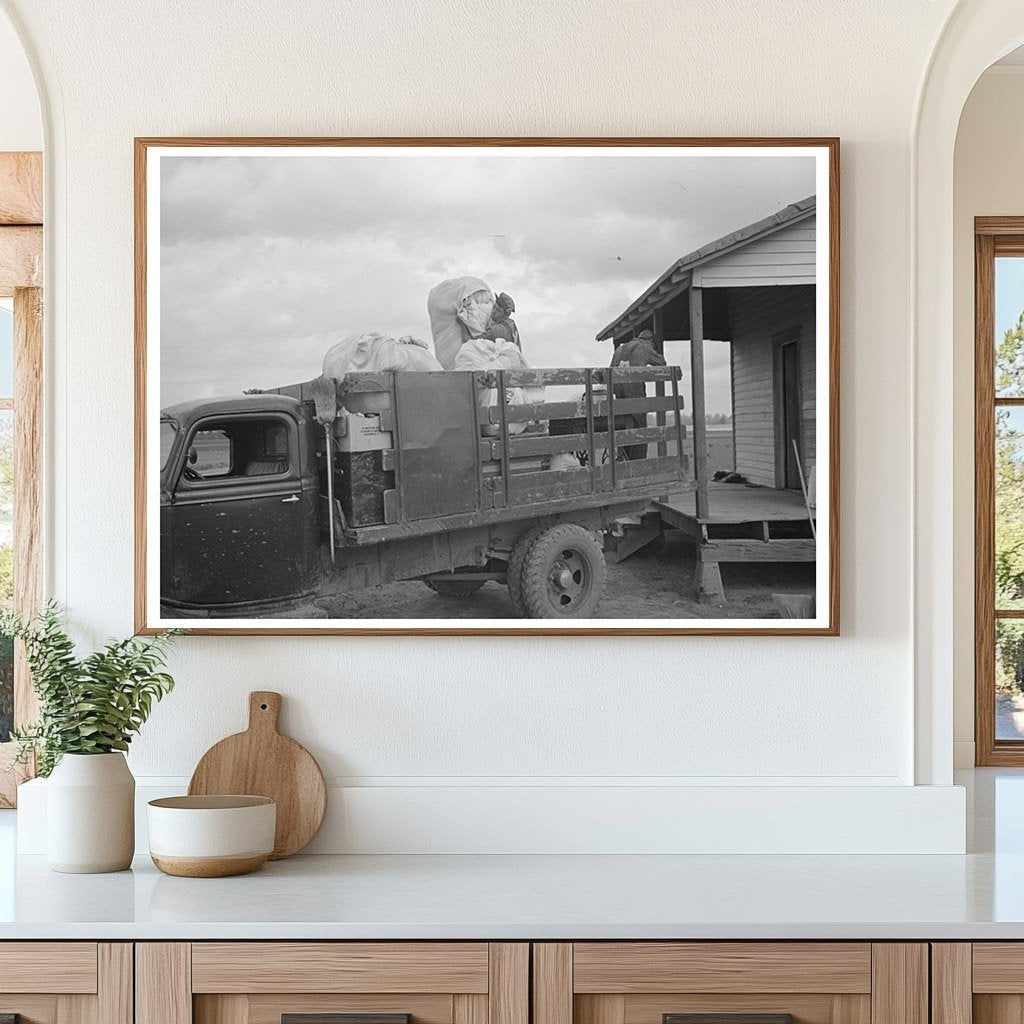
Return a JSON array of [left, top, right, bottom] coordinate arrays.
[[0, 0, 975, 852], [952, 64, 1024, 767]]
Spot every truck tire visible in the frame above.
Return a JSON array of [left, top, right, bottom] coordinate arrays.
[[507, 523, 547, 618], [520, 524, 607, 618], [424, 578, 486, 598]]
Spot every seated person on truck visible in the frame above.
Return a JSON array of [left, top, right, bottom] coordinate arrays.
[[482, 292, 521, 350], [610, 328, 666, 460]]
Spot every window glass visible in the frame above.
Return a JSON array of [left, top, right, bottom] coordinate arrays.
[[997, 620, 1024, 740], [996, 407, 1024, 610], [160, 419, 178, 471], [996, 257, 1024, 396], [189, 428, 233, 478], [0, 308, 14, 399]]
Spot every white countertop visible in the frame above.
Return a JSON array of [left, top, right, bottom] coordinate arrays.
[[1, 849, 1023, 940], [1, 769, 1021, 941]]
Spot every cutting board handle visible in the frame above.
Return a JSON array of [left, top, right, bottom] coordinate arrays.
[[248, 691, 282, 734]]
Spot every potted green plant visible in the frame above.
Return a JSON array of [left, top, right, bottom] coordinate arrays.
[[2, 603, 178, 873]]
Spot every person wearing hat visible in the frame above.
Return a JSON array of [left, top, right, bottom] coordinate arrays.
[[610, 328, 666, 459], [482, 292, 521, 350]]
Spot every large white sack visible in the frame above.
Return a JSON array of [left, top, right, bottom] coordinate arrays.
[[452, 336, 528, 372], [453, 337, 544, 437], [323, 333, 443, 414], [322, 332, 443, 378], [427, 277, 495, 369]]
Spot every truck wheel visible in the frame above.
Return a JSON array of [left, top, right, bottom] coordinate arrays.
[[424, 578, 486, 598], [507, 524, 547, 617], [521, 524, 607, 618]]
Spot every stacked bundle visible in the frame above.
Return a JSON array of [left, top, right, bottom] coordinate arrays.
[[452, 336, 543, 437], [426, 277, 495, 369]]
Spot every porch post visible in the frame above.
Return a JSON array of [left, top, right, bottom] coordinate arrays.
[[689, 285, 710, 519], [652, 308, 666, 458]]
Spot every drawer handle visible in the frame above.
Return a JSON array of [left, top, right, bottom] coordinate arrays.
[[283, 1016, 411, 1024], [664, 1016, 795, 1024]]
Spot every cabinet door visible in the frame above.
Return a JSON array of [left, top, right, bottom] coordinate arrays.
[[137, 943, 528, 1024], [533, 944, 928, 1024], [0, 942, 131, 1024], [942, 943, 1024, 1024]]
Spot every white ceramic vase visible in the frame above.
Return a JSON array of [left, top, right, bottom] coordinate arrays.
[[46, 752, 135, 873]]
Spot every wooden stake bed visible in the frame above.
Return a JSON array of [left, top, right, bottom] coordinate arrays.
[[267, 366, 694, 547]]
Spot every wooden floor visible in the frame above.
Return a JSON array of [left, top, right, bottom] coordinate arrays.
[[658, 481, 813, 525]]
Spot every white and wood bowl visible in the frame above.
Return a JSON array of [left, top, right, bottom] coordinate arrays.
[[147, 795, 276, 877]]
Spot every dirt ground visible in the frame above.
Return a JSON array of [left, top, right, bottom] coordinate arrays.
[[320, 529, 816, 620]]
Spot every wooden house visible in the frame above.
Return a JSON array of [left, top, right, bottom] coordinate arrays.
[[595, 197, 819, 606]]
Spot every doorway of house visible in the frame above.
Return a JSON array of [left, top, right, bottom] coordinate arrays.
[[774, 331, 802, 490]]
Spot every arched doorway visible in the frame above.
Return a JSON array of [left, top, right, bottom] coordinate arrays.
[[914, 1, 1024, 785]]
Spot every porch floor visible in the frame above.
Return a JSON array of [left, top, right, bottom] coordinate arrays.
[[657, 481, 813, 526]]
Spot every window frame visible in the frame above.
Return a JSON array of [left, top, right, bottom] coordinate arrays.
[[171, 412, 299, 493], [975, 218, 1024, 764]]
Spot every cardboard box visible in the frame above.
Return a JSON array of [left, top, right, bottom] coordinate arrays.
[[333, 413, 393, 452]]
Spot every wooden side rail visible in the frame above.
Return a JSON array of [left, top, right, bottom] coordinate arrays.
[[505, 425, 686, 459], [492, 395, 680, 425], [495, 366, 683, 387]]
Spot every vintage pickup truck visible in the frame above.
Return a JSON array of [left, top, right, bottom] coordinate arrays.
[[158, 366, 693, 619]]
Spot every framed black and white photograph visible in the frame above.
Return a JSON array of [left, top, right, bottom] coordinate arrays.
[[135, 137, 838, 635]]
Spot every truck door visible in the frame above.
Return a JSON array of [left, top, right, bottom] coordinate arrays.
[[166, 412, 317, 609]]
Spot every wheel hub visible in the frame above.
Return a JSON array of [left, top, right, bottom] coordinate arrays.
[[548, 550, 588, 608], [554, 566, 575, 590]]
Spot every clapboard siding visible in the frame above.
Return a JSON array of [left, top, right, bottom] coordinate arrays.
[[697, 215, 816, 288], [728, 285, 816, 487]]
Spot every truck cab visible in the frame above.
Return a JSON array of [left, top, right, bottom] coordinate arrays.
[[160, 394, 322, 612]]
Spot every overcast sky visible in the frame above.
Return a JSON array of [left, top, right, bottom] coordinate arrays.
[[159, 150, 815, 413]]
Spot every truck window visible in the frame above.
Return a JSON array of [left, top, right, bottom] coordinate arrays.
[[183, 417, 291, 483]]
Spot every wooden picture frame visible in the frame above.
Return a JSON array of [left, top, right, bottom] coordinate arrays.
[[135, 137, 839, 636]]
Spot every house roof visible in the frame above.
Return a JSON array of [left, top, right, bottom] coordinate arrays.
[[595, 195, 816, 341]]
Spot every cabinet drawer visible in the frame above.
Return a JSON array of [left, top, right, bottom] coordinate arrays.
[[139, 942, 528, 1024], [572, 944, 872, 994], [533, 943, 926, 1024], [191, 943, 490, 994], [0, 942, 99, 994]]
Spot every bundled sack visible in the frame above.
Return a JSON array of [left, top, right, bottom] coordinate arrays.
[[322, 332, 442, 378], [427, 277, 495, 369], [323, 332, 443, 414], [453, 337, 544, 437]]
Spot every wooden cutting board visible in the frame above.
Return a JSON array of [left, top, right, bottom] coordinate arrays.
[[188, 691, 326, 859]]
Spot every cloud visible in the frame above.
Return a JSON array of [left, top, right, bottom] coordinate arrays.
[[158, 149, 816, 412]]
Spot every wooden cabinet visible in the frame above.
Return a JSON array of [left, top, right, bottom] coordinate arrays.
[[932, 943, 1024, 1024], [0, 937, 957, 1024], [0, 942, 132, 1024], [532, 944, 928, 1024], [136, 944, 528, 1024]]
